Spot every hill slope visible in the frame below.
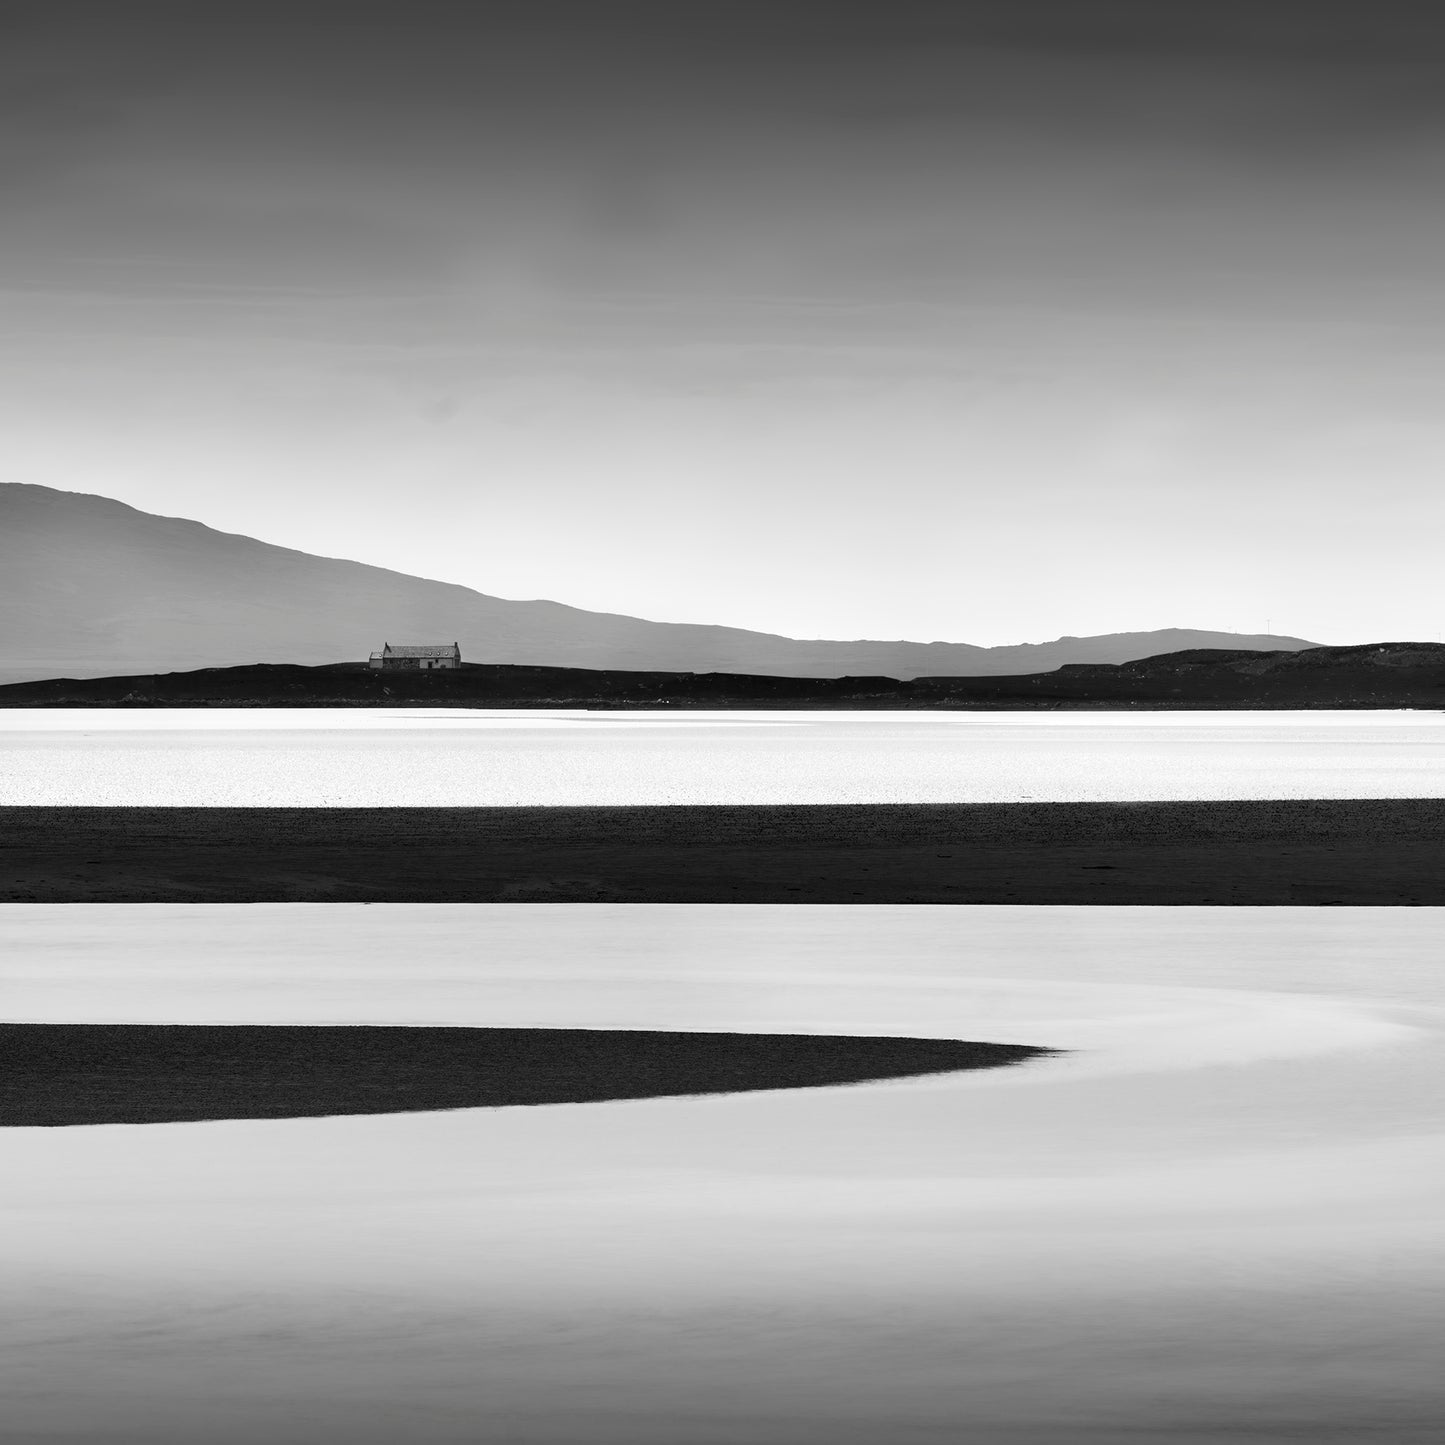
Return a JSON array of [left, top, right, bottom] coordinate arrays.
[[0, 483, 1316, 683]]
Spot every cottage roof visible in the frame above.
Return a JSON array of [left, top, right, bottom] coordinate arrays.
[[381, 642, 460, 658]]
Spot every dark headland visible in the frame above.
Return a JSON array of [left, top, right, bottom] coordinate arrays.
[[3, 642, 1444, 708]]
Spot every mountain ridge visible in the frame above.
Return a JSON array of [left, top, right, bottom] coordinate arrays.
[[0, 482, 1318, 684]]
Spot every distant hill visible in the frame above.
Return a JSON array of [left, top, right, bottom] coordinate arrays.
[[0, 483, 1318, 684], [4, 643, 1440, 710]]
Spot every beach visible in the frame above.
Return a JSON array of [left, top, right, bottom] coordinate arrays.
[[3, 903, 1442, 1443]]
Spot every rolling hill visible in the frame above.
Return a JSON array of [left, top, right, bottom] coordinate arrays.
[[0, 483, 1317, 684]]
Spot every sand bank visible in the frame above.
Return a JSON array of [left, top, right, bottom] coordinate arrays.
[[0, 1022, 1045, 1126], [4, 799, 1443, 903]]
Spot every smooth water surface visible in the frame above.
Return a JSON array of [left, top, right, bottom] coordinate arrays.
[[4, 904, 1443, 1443], [2, 707, 1443, 804]]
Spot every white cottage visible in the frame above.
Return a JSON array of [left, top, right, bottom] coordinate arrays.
[[368, 642, 462, 671]]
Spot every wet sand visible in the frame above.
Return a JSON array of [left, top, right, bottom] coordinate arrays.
[[4, 799, 1443, 903], [0, 1022, 1042, 1125]]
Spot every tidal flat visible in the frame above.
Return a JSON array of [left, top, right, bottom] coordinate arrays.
[[6, 799, 1444, 903], [3, 904, 1443, 1444]]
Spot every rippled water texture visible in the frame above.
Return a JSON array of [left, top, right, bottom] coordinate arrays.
[[3, 904, 1443, 1443], [2, 707, 1444, 804]]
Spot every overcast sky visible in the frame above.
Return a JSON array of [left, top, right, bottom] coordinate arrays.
[[3, 1, 1444, 645]]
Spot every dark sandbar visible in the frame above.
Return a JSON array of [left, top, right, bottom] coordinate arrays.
[[2, 800, 1442, 904], [0, 1024, 1049, 1126]]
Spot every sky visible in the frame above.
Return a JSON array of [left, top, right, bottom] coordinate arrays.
[[3, 0, 1444, 646]]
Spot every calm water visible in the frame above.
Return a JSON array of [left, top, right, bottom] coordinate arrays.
[[4, 904, 1443, 1443], [2, 707, 1444, 804]]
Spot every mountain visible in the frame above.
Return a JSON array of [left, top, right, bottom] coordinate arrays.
[[0, 483, 1318, 684]]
